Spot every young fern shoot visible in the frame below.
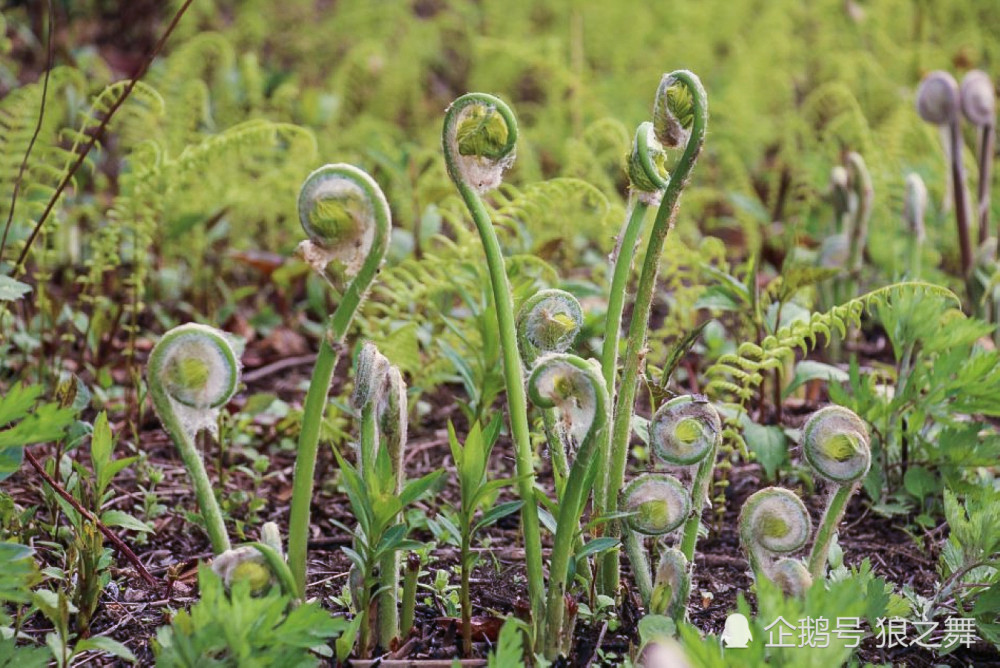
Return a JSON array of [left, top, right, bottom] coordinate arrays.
[[917, 70, 973, 276], [620, 473, 689, 609], [802, 405, 870, 579], [442, 93, 546, 628], [351, 342, 408, 651], [600, 71, 708, 597], [739, 487, 813, 597], [959, 70, 995, 247], [527, 353, 609, 660], [903, 173, 928, 278], [517, 288, 583, 495], [147, 323, 240, 555], [288, 164, 391, 599], [621, 395, 720, 618]]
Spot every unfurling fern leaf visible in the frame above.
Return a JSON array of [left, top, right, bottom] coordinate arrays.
[[706, 282, 959, 454]]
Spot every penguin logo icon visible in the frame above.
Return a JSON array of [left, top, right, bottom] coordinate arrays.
[[721, 613, 752, 649]]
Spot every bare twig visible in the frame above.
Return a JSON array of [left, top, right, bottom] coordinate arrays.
[[12, 0, 196, 272], [24, 448, 159, 587], [0, 0, 54, 263]]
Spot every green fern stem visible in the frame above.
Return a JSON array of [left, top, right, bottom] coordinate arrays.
[[595, 198, 650, 526], [288, 164, 391, 599], [527, 354, 609, 660], [623, 529, 653, 604], [442, 93, 545, 629], [807, 484, 855, 579], [599, 71, 708, 596], [680, 451, 716, 562]]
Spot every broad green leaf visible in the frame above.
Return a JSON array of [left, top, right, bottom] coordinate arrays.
[[73, 636, 136, 663], [472, 500, 523, 535], [743, 420, 788, 481], [782, 360, 849, 398], [100, 510, 152, 534], [0, 275, 31, 302]]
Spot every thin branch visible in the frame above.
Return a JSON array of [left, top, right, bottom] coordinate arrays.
[[12, 0, 196, 272], [24, 448, 159, 587], [0, 0, 54, 263]]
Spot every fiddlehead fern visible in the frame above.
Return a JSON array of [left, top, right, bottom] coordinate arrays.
[[959, 70, 995, 247], [917, 70, 973, 275], [595, 121, 671, 527], [443, 93, 546, 628], [351, 341, 408, 650], [903, 173, 927, 278], [619, 473, 689, 609], [650, 548, 689, 620], [739, 487, 813, 597], [650, 395, 722, 561], [625, 122, 670, 202], [843, 152, 872, 299], [147, 323, 241, 555], [802, 406, 870, 579], [288, 164, 391, 598], [517, 289, 583, 363], [517, 289, 583, 493], [600, 71, 708, 596], [527, 353, 609, 660]]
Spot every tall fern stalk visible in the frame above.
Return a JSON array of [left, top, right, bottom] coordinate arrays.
[[527, 354, 609, 660], [287, 164, 391, 598], [599, 71, 709, 595], [442, 93, 546, 631]]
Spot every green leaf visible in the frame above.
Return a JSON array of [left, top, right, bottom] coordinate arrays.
[[100, 510, 152, 534], [488, 616, 527, 668], [472, 500, 523, 536], [972, 582, 1000, 616], [73, 636, 136, 663], [743, 420, 788, 481], [902, 466, 940, 500], [399, 469, 445, 508], [0, 275, 31, 302], [574, 536, 619, 561], [638, 614, 676, 646], [782, 360, 849, 398]]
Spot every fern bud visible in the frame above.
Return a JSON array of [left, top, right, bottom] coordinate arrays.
[[148, 324, 242, 554], [352, 341, 391, 412], [517, 289, 583, 364], [916, 70, 960, 126], [296, 163, 391, 279], [653, 73, 696, 148], [904, 173, 928, 241], [650, 547, 690, 619], [829, 165, 850, 229], [260, 522, 283, 559], [212, 546, 272, 594], [443, 93, 518, 193], [960, 70, 996, 127], [739, 487, 811, 587], [528, 353, 604, 449], [649, 395, 721, 466], [622, 473, 691, 536], [802, 405, 870, 484], [769, 558, 813, 598], [845, 152, 873, 273], [149, 324, 240, 422], [627, 122, 670, 197], [803, 406, 870, 579]]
